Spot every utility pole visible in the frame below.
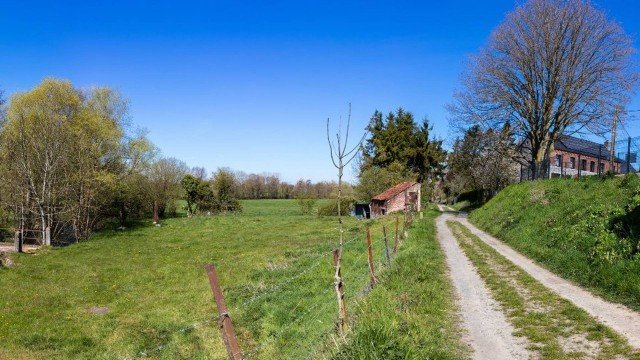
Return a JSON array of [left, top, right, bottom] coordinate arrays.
[[627, 136, 632, 174], [610, 107, 619, 173]]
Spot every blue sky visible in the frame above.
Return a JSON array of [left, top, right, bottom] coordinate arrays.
[[1, 1, 639, 182]]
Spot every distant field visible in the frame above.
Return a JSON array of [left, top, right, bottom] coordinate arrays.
[[0, 199, 404, 359]]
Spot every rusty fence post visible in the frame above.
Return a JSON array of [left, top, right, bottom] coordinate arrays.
[[333, 248, 348, 334], [366, 228, 377, 288], [204, 264, 243, 360], [393, 216, 399, 253], [382, 225, 391, 265]]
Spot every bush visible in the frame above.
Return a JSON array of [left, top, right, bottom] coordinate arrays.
[[317, 197, 355, 216], [296, 195, 317, 215]]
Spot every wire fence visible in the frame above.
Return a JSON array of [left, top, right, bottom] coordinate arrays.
[[129, 209, 417, 360]]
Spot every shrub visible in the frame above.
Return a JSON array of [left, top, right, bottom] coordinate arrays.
[[296, 195, 317, 215], [317, 197, 355, 216]]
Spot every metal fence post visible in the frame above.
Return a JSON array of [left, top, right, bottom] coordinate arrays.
[[45, 227, 51, 246], [365, 228, 377, 288], [204, 264, 243, 360]]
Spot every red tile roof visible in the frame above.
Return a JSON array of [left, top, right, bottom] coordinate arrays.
[[372, 181, 418, 201]]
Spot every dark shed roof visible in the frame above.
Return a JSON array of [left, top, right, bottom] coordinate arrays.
[[372, 182, 418, 201]]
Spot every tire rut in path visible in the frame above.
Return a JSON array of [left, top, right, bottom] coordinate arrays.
[[435, 210, 532, 360]]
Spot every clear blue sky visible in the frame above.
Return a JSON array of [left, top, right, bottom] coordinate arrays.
[[1, 1, 639, 182]]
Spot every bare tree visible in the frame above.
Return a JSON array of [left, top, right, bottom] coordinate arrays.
[[326, 103, 367, 334], [449, 0, 638, 178]]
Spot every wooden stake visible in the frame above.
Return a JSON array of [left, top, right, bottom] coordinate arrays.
[[153, 201, 159, 225], [204, 264, 243, 360], [383, 225, 391, 265], [366, 228, 377, 288], [333, 248, 347, 334], [393, 216, 399, 253]]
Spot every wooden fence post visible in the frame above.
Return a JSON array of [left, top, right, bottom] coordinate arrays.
[[333, 248, 347, 334], [403, 208, 408, 239], [204, 264, 243, 360], [382, 225, 391, 265], [366, 228, 377, 288], [14, 231, 22, 253], [393, 216, 399, 253]]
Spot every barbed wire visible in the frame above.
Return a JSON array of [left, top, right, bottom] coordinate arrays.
[[243, 288, 336, 358], [127, 315, 216, 359], [127, 224, 402, 360]]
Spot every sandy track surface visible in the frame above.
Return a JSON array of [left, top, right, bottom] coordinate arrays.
[[435, 210, 532, 359], [455, 216, 640, 350]]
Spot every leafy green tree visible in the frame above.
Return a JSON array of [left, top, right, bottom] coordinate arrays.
[[211, 168, 242, 213], [148, 157, 188, 217], [446, 125, 516, 203]]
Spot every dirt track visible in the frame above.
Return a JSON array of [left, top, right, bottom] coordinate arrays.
[[457, 216, 640, 349], [435, 210, 532, 359]]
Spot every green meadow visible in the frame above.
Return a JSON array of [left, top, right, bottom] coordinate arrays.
[[1, 200, 460, 359]]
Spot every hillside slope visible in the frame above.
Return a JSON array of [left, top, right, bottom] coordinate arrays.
[[469, 175, 640, 311]]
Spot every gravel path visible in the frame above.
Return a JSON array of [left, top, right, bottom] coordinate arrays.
[[435, 209, 532, 359], [456, 216, 640, 350]]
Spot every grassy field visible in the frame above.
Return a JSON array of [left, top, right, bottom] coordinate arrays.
[[331, 207, 468, 360], [469, 175, 640, 311], [0, 199, 430, 359]]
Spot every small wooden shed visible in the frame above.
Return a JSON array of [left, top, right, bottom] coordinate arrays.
[[370, 182, 421, 218]]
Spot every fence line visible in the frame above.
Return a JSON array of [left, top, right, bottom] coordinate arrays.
[[130, 209, 418, 359]]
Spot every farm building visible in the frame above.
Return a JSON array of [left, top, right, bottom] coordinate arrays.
[[370, 181, 421, 218]]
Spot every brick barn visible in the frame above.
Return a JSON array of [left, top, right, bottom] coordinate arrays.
[[550, 135, 623, 177], [370, 182, 421, 218]]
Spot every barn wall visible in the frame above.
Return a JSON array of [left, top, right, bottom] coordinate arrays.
[[385, 183, 421, 214]]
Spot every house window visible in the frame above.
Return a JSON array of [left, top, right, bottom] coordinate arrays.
[[590, 161, 595, 172], [599, 163, 605, 173], [570, 157, 576, 169], [555, 155, 562, 167], [581, 159, 587, 171]]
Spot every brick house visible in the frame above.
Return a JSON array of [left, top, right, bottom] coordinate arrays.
[[549, 135, 622, 177], [370, 182, 421, 218]]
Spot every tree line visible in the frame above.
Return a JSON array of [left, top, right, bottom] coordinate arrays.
[[0, 79, 343, 243]]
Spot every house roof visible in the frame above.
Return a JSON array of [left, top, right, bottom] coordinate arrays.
[[555, 135, 624, 162], [372, 181, 418, 201]]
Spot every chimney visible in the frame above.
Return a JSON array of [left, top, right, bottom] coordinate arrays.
[[604, 140, 610, 150]]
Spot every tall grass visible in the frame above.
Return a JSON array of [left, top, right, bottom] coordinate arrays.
[[0, 200, 394, 359], [328, 208, 468, 360]]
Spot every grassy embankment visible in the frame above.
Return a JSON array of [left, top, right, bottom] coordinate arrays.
[[0, 200, 463, 359], [448, 221, 638, 359], [469, 175, 640, 311]]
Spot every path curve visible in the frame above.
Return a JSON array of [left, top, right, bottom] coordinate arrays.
[[435, 209, 532, 359], [455, 215, 640, 349]]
